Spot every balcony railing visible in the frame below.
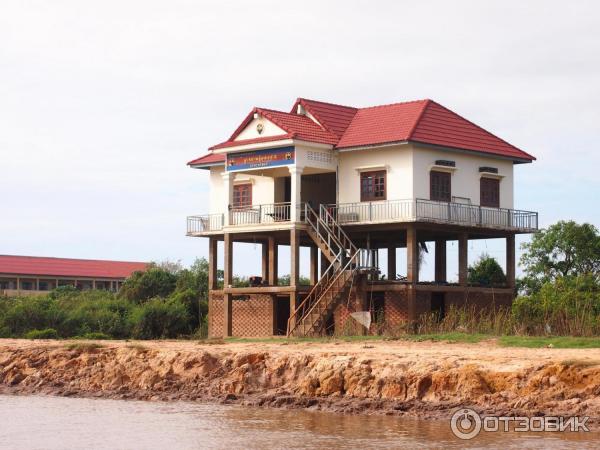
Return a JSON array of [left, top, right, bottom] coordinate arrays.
[[187, 213, 224, 234], [328, 199, 538, 231], [230, 202, 295, 226], [187, 199, 538, 235]]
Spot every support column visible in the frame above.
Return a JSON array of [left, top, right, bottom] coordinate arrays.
[[223, 233, 233, 336], [406, 226, 419, 283], [290, 229, 300, 287], [221, 171, 236, 226], [387, 245, 396, 281], [208, 237, 218, 290], [506, 234, 516, 289], [268, 236, 278, 285], [261, 240, 269, 282], [320, 250, 328, 276], [92, 279, 96, 290], [434, 239, 447, 283], [288, 166, 304, 222], [310, 245, 319, 285], [458, 232, 468, 286], [406, 226, 418, 321], [289, 293, 297, 333], [36, 278, 40, 291]]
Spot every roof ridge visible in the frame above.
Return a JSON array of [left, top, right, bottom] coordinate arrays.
[[0, 254, 147, 264], [424, 101, 535, 159], [357, 98, 431, 111], [296, 97, 358, 110], [406, 99, 432, 140]]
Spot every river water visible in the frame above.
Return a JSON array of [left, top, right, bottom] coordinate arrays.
[[0, 395, 598, 449]]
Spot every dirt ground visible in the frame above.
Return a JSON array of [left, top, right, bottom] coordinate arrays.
[[1, 338, 599, 421]]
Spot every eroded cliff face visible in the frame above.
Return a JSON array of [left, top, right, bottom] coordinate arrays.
[[1, 341, 599, 421]]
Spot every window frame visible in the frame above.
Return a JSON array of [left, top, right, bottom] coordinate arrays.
[[430, 170, 452, 202], [480, 177, 500, 208], [232, 183, 253, 209], [360, 170, 387, 202]]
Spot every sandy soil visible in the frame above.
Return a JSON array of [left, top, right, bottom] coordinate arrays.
[[1, 338, 599, 421]]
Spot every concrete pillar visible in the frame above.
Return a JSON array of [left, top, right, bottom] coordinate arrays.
[[387, 245, 396, 281], [36, 278, 40, 291], [310, 245, 319, 285], [16, 277, 20, 292], [506, 234, 516, 289], [222, 171, 236, 226], [92, 279, 96, 290], [406, 226, 419, 284], [434, 239, 447, 283], [290, 229, 300, 287], [262, 240, 269, 282], [208, 237, 218, 290], [268, 236, 278, 285], [288, 166, 304, 222], [289, 292, 297, 333], [223, 233, 233, 337], [320, 250, 328, 276], [458, 232, 468, 286]]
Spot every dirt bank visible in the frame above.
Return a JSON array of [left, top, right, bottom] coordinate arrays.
[[1, 338, 599, 421]]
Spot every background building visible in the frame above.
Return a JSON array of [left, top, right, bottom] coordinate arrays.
[[0, 255, 148, 296]]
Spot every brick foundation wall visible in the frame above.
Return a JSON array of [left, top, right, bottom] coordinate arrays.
[[208, 292, 275, 338]]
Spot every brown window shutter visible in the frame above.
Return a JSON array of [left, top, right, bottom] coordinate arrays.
[[480, 178, 500, 207], [430, 171, 451, 202]]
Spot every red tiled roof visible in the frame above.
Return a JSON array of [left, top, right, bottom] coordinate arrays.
[[336, 100, 428, 149], [291, 98, 358, 138], [409, 101, 535, 160], [0, 255, 148, 279], [187, 151, 226, 166], [192, 98, 535, 164]]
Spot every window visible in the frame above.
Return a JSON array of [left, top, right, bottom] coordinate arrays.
[[233, 183, 252, 208], [360, 171, 386, 202], [430, 171, 451, 202], [480, 177, 500, 208]]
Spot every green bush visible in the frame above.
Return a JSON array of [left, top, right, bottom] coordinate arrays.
[[24, 328, 59, 339], [130, 297, 192, 339]]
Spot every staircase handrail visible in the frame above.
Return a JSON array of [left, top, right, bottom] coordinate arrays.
[[320, 204, 357, 256], [286, 249, 360, 337], [304, 204, 347, 262]]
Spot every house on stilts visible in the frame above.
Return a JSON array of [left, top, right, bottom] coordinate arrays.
[[187, 98, 537, 337]]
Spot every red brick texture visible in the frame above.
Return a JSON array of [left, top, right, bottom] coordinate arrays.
[[209, 287, 513, 337], [208, 292, 274, 337]]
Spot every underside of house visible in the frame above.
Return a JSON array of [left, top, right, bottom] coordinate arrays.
[[187, 97, 537, 338]]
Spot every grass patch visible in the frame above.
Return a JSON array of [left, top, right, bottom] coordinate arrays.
[[395, 332, 490, 344], [560, 359, 600, 368], [65, 342, 104, 351], [125, 343, 148, 352], [499, 336, 600, 349]]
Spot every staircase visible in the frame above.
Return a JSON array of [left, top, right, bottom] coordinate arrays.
[[287, 205, 363, 337]]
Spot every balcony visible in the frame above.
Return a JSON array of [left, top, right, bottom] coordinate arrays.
[[187, 199, 538, 236], [329, 199, 538, 232], [187, 202, 296, 235]]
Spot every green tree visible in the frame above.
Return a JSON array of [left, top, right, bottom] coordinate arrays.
[[520, 221, 600, 292], [468, 254, 506, 286], [119, 265, 178, 302]]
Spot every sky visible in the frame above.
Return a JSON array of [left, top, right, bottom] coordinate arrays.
[[1, 0, 599, 279]]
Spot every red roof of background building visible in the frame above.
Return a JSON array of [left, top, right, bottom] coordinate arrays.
[[189, 98, 535, 166], [0, 255, 148, 279]]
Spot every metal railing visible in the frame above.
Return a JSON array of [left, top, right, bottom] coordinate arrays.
[[327, 199, 538, 231], [187, 213, 224, 234], [229, 202, 294, 226]]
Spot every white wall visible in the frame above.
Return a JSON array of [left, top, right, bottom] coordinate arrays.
[[411, 145, 514, 208], [208, 165, 275, 213], [337, 144, 413, 204]]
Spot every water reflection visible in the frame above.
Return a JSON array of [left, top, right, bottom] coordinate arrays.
[[0, 395, 598, 449]]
